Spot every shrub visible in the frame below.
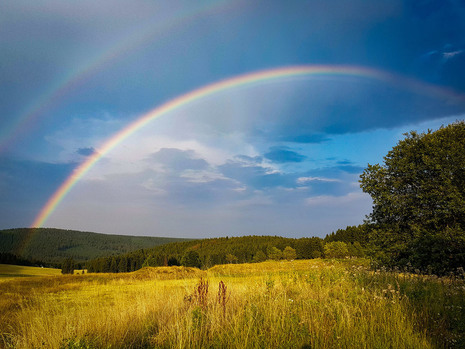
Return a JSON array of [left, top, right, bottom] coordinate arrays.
[[283, 246, 297, 260], [324, 241, 349, 259]]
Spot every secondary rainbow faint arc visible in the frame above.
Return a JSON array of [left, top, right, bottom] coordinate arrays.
[[0, 0, 232, 153], [30, 64, 465, 229]]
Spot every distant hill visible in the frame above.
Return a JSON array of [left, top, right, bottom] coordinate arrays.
[[0, 228, 190, 265]]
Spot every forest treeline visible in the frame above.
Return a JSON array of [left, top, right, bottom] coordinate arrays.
[[86, 233, 369, 273], [0, 252, 46, 267], [0, 228, 189, 265], [86, 235, 325, 272], [1, 226, 369, 273]]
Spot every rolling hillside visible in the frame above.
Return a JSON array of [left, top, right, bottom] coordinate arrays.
[[0, 228, 190, 265]]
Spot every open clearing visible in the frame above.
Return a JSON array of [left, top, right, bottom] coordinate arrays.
[[1, 259, 464, 348]]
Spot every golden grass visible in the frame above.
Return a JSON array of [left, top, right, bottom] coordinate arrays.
[[1, 260, 462, 348]]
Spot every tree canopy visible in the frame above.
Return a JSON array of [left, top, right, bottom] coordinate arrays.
[[61, 257, 75, 274], [86, 235, 325, 273], [360, 122, 465, 274], [324, 241, 349, 259]]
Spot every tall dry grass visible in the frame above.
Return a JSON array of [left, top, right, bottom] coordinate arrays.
[[0, 260, 463, 348]]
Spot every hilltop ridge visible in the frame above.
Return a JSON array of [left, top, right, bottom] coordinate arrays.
[[0, 228, 190, 265]]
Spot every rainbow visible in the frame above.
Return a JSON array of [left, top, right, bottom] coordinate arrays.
[[0, 0, 231, 153], [30, 64, 465, 229]]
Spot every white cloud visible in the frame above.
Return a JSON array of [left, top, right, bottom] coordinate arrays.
[[305, 191, 370, 207], [443, 50, 464, 60], [297, 176, 341, 184]]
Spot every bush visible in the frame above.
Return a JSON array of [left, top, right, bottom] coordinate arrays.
[[324, 241, 349, 259], [283, 246, 297, 260], [267, 247, 282, 260]]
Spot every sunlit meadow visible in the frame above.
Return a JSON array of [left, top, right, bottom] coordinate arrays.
[[1, 260, 464, 348]]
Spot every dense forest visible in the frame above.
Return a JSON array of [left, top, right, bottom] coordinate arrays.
[[85, 226, 376, 273], [86, 235, 355, 273], [0, 252, 43, 267], [1, 227, 367, 273], [0, 228, 189, 265]]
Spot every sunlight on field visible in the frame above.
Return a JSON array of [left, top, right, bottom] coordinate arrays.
[[0, 260, 463, 348], [0, 264, 61, 280]]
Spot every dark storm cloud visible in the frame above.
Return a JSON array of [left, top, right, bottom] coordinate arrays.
[[307, 165, 365, 178], [279, 134, 330, 144], [234, 155, 263, 164], [219, 161, 295, 190], [2, 0, 465, 146], [366, 0, 465, 88], [441, 50, 465, 91], [77, 147, 96, 156], [418, 46, 465, 91], [333, 165, 364, 174], [0, 157, 76, 228], [336, 160, 354, 165], [253, 78, 465, 142], [264, 147, 306, 163]]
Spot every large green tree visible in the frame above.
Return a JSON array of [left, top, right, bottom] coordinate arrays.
[[61, 257, 75, 274], [360, 122, 465, 273]]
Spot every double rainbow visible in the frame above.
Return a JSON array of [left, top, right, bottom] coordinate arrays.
[[0, 0, 232, 153], [31, 64, 465, 229]]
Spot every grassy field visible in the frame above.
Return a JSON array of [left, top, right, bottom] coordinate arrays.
[[0, 259, 464, 348], [0, 264, 62, 279]]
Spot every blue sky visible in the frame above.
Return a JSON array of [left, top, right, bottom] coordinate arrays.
[[1, 0, 465, 238]]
